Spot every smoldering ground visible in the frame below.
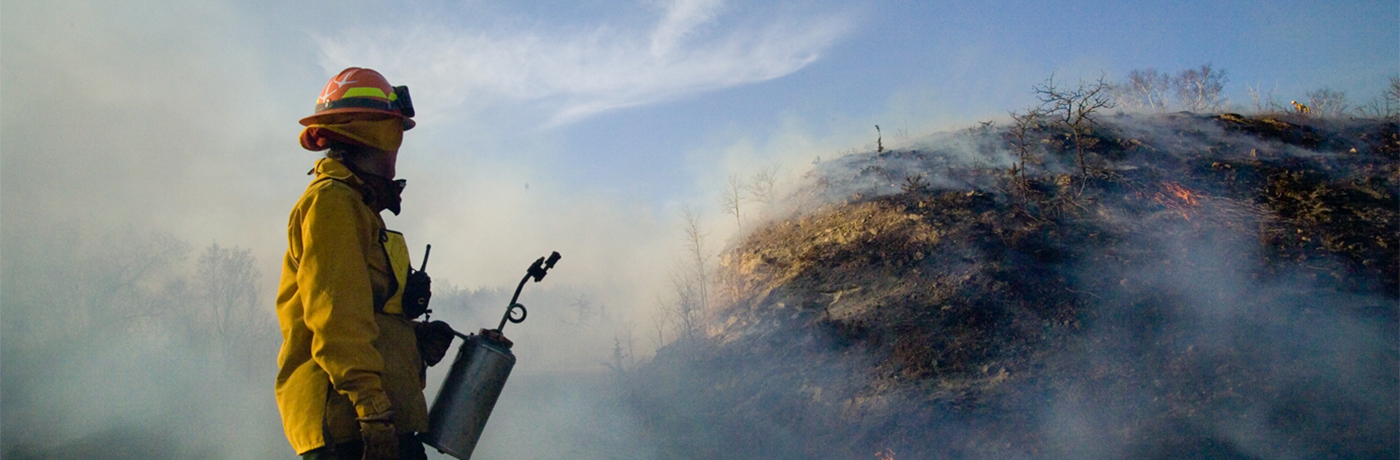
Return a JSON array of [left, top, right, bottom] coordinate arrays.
[[355, 113, 1400, 460], [1036, 215, 1396, 459], [541, 113, 1397, 459]]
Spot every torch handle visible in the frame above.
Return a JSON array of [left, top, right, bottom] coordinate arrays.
[[419, 244, 431, 272]]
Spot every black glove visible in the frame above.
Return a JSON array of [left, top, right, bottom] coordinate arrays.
[[402, 269, 431, 319], [413, 320, 455, 367], [358, 415, 398, 460]]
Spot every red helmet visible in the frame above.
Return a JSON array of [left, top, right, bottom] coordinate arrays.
[[300, 67, 416, 130]]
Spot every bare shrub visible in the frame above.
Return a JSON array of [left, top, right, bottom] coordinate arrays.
[[1006, 108, 1044, 184], [1306, 88, 1349, 117], [901, 174, 929, 194], [1035, 73, 1115, 176]]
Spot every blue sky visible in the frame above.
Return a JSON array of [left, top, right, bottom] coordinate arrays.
[[371, 0, 1397, 206], [3, 0, 1396, 308]]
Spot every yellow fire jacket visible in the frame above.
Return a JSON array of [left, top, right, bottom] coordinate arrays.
[[275, 158, 427, 454]]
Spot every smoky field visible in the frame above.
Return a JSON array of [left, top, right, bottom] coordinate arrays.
[[3, 112, 1394, 460], [609, 113, 1398, 459]]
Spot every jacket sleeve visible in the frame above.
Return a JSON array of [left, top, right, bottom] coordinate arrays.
[[297, 183, 393, 419]]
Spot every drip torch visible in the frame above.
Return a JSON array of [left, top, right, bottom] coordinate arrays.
[[421, 251, 561, 460]]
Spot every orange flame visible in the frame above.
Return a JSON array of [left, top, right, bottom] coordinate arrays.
[[875, 448, 896, 460], [1162, 182, 1199, 206], [1153, 181, 1202, 219]]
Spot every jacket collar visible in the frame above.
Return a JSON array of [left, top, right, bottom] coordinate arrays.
[[313, 157, 374, 201]]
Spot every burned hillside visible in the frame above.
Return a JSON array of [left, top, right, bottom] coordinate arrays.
[[624, 113, 1398, 459]]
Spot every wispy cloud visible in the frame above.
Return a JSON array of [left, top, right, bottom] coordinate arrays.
[[315, 1, 852, 127], [650, 0, 725, 57]]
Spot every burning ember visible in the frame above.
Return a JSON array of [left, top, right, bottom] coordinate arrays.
[[1161, 182, 1199, 206], [1152, 181, 1203, 219], [875, 448, 896, 460]]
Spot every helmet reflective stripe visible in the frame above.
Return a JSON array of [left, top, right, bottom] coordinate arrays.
[[316, 95, 406, 113], [342, 86, 392, 100], [318, 98, 380, 112]]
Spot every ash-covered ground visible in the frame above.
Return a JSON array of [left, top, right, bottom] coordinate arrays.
[[616, 113, 1398, 459]]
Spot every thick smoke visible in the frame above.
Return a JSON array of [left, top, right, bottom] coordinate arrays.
[[0, 219, 657, 459], [1040, 216, 1396, 459], [1, 223, 290, 459]]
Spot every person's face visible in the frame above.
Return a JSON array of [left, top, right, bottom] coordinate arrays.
[[379, 148, 399, 178], [357, 146, 398, 178]]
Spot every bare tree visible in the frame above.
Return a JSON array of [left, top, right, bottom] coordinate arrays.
[[192, 244, 276, 379], [568, 293, 595, 324], [680, 205, 710, 314], [668, 270, 703, 343], [1388, 76, 1400, 114], [619, 321, 636, 368], [1357, 76, 1400, 120], [1305, 88, 1349, 117], [673, 205, 712, 343], [1246, 82, 1285, 114], [1114, 68, 1172, 112], [598, 302, 611, 323], [78, 230, 190, 336], [650, 296, 671, 348], [1173, 63, 1228, 112], [1389, 76, 1399, 105], [607, 336, 629, 374], [1035, 73, 1115, 176], [719, 174, 746, 234], [748, 165, 780, 209], [4, 227, 189, 350]]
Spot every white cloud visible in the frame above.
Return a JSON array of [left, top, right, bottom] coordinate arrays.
[[314, 1, 851, 127]]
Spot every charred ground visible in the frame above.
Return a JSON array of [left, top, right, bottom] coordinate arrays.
[[622, 113, 1398, 459]]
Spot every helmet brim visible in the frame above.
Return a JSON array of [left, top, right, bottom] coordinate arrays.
[[299, 108, 416, 130]]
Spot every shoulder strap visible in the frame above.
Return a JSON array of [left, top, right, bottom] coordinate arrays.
[[376, 229, 408, 315]]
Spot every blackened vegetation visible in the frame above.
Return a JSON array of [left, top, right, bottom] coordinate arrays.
[[624, 114, 1397, 459]]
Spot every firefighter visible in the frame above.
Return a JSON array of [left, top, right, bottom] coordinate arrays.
[[1291, 100, 1310, 114], [275, 67, 454, 460]]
